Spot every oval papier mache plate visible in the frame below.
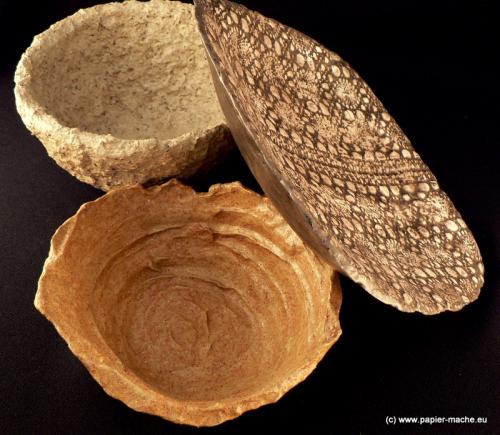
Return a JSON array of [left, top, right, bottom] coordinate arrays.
[[194, 0, 484, 314], [35, 180, 342, 426]]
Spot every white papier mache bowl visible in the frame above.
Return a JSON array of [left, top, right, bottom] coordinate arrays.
[[14, 0, 233, 191]]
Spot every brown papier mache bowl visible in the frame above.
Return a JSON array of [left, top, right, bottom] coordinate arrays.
[[14, 0, 232, 191], [195, 0, 484, 314], [35, 180, 342, 426]]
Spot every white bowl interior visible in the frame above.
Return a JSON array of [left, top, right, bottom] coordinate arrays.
[[29, 2, 222, 140]]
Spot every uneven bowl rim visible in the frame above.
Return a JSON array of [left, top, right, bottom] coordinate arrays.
[[14, 0, 226, 160], [35, 180, 342, 426]]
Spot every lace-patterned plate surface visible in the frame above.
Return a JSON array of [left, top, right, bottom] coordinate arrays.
[[195, 0, 484, 314]]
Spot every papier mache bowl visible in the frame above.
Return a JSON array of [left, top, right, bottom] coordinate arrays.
[[14, 0, 233, 191], [35, 180, 342, 426]]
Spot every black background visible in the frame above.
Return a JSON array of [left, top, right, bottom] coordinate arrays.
[[0, 1, 498, 434]]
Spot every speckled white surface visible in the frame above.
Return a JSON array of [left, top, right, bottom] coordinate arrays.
[[15, 0, 232, 191]]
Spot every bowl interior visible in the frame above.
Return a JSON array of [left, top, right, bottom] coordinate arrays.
[[89, 202, 335, 401], [29, 2, 222, 140], [33, 183, 338, 405]]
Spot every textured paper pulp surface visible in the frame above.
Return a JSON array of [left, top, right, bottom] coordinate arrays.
[[35, 180, 342, 426], [14, 0, 233, 191]]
